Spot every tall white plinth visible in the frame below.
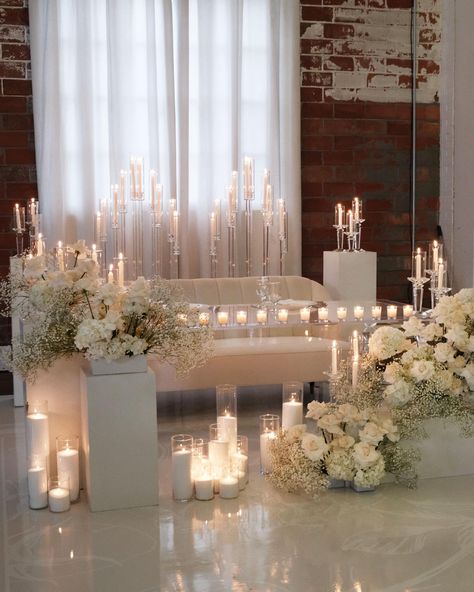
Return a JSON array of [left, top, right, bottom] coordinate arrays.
[[80, 366, 159, 512], [323, 251, 377, 301]]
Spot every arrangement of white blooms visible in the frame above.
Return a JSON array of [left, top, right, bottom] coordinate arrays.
[[0, 245, 213, 380], [269, 401, 410, 496]]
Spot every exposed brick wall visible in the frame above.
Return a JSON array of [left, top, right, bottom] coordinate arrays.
[[301, 0, 441, 302], [0, 0, 36, 349]]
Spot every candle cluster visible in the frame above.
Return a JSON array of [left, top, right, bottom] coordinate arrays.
[[11, 198, 41, 256], [333, 197, 364, 252], [409, 239, 449, 312], [171, 384, 248, 502]]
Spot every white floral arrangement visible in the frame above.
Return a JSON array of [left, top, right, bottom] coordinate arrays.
[[269, 401, 413, 497], [0, 243, 213, 380]]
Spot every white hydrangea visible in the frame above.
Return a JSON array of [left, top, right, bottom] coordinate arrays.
[[353, 455, 385, 488], [384, 380, 413, 407], [337, 403, 360, 423], [359, 422, 386, 445], [368, 326, 412, 361], [326, 449, 355, 481], [409, 359, 435, 382], [402, 316, 425, 338], [383, 362, 403, 384]]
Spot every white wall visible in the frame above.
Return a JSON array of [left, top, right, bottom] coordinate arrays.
[[440, 0, 474, 290]]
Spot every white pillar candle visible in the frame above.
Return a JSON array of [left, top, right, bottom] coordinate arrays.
[[217, 415, 237, 455], [219, 475, 239, 499], [209, 439, 230, 473], [199, 312, 210, 326], [28, 465, 48, 509], [387, 305, 398, 319], [277, 308, 289, 323], [437, 259, 444, 289], [348, 209, 354, 233], [26, 411, 49, 460], [118, 253, 124, 288], [331, 340, 338, 374], [194, 474, 214, 501], [107, 265, 114, 284], [236, 310, 247, 325], [337, 203, 343, 226], [282, 400, 303, 430], [318, 307, 328, 322], [300, 307, 311, 322], [432, 240, 439, 269], [15, 203, 21, 230], [403, 304, 414, 319], [336, 306, 347, 321], [217, 311, 229, 326], [48, 486, 70, 513], [256, 309, 267, 324], [371, 305, 382, 320], [57, 448, 79, 502], [171, 449, 193, 501], [353, 305, 364, 320], [260, 432, 276, 474], [232, 452, 248, 489]]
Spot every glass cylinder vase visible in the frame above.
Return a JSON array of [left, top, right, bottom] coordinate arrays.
[[260, 414, 279, 475], [216, 384, 237, 454], [56, 435, 80, 502], [281, 382, 303, 430], [171, 434, 194, 502]]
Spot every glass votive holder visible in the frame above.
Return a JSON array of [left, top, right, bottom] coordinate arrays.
[[26, 399, 49, 463], [209, 423, 230, 490], [336, 306, 347, 321], [28, 454, 48, 509], [299, 307, 311, 323], [171, 434, 194, 502], [411, 248, 427, 281], [48, 476, 71, 513], [256, 308, 267, 325], [198, 311, 210, 326], [219, 465, 240, 499], [281, 381, 304, 430], [12, 203, 26, 233], [353, 305, 364, 320], [387, 305, 398, 320], [56, 435, 79, 502], [259, 414, 279, 475], [371, 305, 382, 320], [217, 310, 230, 327], [216, 384, 237, 454], [403, 304, 414, 319], [334, 203, 345, 226], [277, 307, 289, 324], [318, 307, 328, 322], [233, 435, 249, 489], [235, 308, 248, 325]]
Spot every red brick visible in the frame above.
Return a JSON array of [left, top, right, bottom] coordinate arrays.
[[1, 42, 30, 61], [302, 198, 336, 213], [387, 121, 411, 136], [302, 165, 335, 183], [300, 39, 334, 55], [324, 118, 386, 135], [334, 103, 365, 118], [300, 55, 322, 69], [355, 57, 384, 72], [354, 183, 385, 195], [416, 120, 439, 137], [323, 0, 365, 5], [323, 182, 354, 196], [4, 182, 38, 199], [395, 104, 412, 119], [417, 103, 440, 121], [301, 71, 333, 86], [301, 118, 325, 136], [334, 165, 367, 182], [399, 74, 412, 88], [5, 148, 35, 164], [334, 135, 367, 149], [0, 60, 25, 77], [301, 151, 323, 165], [2, 79, 32, 95], [301, 182, 324, 197], [386, 0, 412, 7], [0, 165, 31, 181], [0, 24, 24, 42], [301, 6, 333, 21], [418, 59, 439, 75], [419, 29, 439, 44], [323, 150, 353, 165], [300, 1, 323, 5], [0, 131, 28, 147], [0, 95, 26, 111], [364, 198, 393, 211], [386, 58, 412, 73], [301, 102, 333, 117], [0, 0, 24, 6], [323, 56, 354, 71], [415, 136, 438, 149], [0, 7, 29, 26], [324, 23, 354, 39], [364, 104, 397, 119], [1, 113, 33, 130], [368, 0, 386, 7], [302, 135, 334, 151]]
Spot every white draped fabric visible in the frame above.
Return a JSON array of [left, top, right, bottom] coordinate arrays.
[[29, 0, 300, 278]]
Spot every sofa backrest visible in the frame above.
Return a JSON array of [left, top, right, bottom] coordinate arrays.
[[168, 276, 331, 305]]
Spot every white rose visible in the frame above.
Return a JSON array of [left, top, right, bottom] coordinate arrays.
[[337, 403, 360, 423], [368, 326, 412, 361], [420, 322, 443, 342], [410, 359, 435, 382], [317, 413, 344, 435], [378, 418, 400, 442], [331, 434, 355, 450], [306, 401, 329, 420], [384, 380, 413, 407], [353, 442, 381, 468], [286, 424, 307, 443], [359, 422, 386, 445], [301, 433, 329, 462]]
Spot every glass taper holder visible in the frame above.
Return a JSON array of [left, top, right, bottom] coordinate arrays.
[[333, 204, 346, 251], [259, 414, 279, 475], [278, 199, 288, 276], [352, 197, 364, 251], [12, 204, 26, 255]]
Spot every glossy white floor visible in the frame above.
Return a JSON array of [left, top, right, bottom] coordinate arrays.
[[1, 389, 474, 592]]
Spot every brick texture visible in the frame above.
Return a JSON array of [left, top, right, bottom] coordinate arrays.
[[300, 0, 441, 302], [0, 0, 36, 357]]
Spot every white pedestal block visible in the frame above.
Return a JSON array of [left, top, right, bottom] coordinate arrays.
[[323, 251, 377, 301], [80, 367, 159, 512]]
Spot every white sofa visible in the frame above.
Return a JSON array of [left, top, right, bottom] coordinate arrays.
[[151, 276, 346, 392]]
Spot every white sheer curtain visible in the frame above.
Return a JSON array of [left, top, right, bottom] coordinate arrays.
[[29, 0, 300, 278]]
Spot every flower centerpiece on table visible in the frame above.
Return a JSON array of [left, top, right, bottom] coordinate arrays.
[[0, 245, 213, 380]]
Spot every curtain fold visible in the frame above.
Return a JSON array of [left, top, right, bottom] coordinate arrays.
[[29, 0, 301, 278]]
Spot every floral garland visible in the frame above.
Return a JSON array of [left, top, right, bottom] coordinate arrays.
[[0, 242, 213, 380]]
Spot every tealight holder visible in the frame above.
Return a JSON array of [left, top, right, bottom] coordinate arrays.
[[56, 435, 79, 502], [192, 439, 214, 501], [235, 307, 248, 326], [353, 305, 364, 321], [255, 307, 268, 325], [387, 305, 398, 320], [171, 434, 194, 502], [48, 476, 71, 513], [27, 454, 48, 509], [281, 381, 303, 430], [299, 306, 311, 323], [318, 306, 329, 323], [198, 311, 210, 327], [371, 305, 382, 321], [403, 304, 414, 320], [219, 465, 240, 499], [277, 307, 289, 324], [336, 306, 347, 322], [260, 414, 279, 475]]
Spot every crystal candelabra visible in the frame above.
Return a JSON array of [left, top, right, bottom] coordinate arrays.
[[278, 199, 288, 276], [150, 174, 163, 278], [226, 173, 238, 278], [209, 212, 218, 278], [168, 205, 180, 279], [12, 204, 26, 256], [243, 156, 254, 277], [429, 256, 450, 307], [352, 197, 364, 251]]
